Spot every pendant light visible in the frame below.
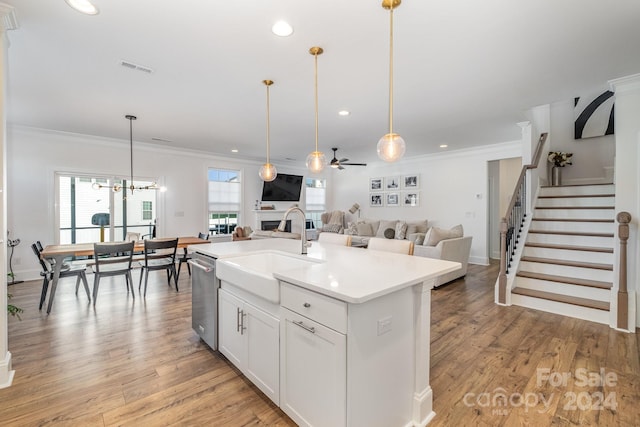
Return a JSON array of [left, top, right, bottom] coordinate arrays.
[[377, 0, 406, 163], [259, 80, 278, 182], [306, 46, 327, 174], [93, 115, 166, 195]]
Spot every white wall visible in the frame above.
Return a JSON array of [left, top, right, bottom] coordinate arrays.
[[549, 99, 615, 184], [7, 126, 310, 281], [329, 141, 523, 266]]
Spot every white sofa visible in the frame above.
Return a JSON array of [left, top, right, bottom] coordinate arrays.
[[413, 236, 473, 287]]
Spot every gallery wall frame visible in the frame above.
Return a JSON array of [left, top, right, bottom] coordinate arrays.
[[370, 193, 384, 207]]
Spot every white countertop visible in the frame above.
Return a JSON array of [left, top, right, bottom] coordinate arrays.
[[191, 239, 460, 304]]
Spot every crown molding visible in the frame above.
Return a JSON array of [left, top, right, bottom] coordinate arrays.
[[609, 73, 640, 94]]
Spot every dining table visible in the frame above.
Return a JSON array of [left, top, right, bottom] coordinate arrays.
[[40, 236, 211, 313]]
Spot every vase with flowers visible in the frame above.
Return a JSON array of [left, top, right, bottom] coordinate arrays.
[[548, 151, 573, 186]]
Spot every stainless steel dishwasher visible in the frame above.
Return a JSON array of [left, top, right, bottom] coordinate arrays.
[[189, 251, 219, 350]]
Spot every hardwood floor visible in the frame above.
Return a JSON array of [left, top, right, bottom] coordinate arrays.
[[2, 262, 638, 426]]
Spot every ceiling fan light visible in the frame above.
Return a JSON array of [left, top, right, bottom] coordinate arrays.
[[259, 163, 278, 182], [306, 151, 326, 174], [377, 133, 405, 162]]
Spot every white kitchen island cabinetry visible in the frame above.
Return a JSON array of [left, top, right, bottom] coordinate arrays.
[[218, 286, 280, 405]]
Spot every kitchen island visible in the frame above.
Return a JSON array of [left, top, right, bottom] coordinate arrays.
[[191, 238, 460, 427]]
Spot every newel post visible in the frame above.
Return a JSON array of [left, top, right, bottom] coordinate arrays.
[[616, 212, 631, 330], [498, 218, 507, 304]]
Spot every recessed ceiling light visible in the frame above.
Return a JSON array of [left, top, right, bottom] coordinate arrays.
[[338, 110, 350, 116], [65, 0, 99, 15], [231, 149, 238, 153], [439, 144, 448, 148], [272, 20, 293, 37]]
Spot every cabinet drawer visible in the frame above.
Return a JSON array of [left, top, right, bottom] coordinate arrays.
[[281, 282, 347, 334]]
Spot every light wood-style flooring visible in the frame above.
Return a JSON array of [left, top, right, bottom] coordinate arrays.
[[2, 262, 638, 426]]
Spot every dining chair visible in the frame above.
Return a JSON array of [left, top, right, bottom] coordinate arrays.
[[138, 238, 179, 297], [367, 237, 415, 255], [318, 232, 352, 246], [92, 241, 135, 305], [176, 232, 209, 281], [32, 243, 90, 313]]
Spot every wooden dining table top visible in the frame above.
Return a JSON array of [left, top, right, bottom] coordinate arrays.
[[41, 236, 210, 258]]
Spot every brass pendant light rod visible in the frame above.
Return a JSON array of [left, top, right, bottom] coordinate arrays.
[[382, 0, 400, 134], [310, 46, 323, 153], [263, 80, 273, 164], [126, 114, 137, 194]]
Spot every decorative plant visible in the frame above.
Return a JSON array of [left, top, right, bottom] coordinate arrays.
[[8, 293, 23, 320], [548, 151, 573, 167]]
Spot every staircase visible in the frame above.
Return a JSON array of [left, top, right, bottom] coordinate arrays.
[[511, 183, 615, 325]]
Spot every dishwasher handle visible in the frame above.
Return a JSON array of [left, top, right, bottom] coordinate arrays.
[[188, 259, 214, 273]]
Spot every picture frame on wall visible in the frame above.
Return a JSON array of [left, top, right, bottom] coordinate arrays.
[[402, 174, 419, 189], [386, 192, 400, 207], [403, 192, 420, 207], [370, 178, 383, 191], [370, 193, 384, 207], [385, 176, 400, 190]]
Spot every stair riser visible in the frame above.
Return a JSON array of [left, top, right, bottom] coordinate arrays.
[[536, 196, 615, 208], [519, 261, 613, 282], [534, 208, 615, 220], [522, 247, 614, 265], [515, 277, 610, 301], [540, 185, 615, 197], [526, 233, 613, 247], [530, 220, 615, 234], [511, 294, 610, 325]]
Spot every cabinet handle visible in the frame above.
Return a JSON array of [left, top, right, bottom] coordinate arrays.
[[303, 302, 311, 308], [240, 310, 247, 335], [293, 320, 315, 334], [236, 307, 241, 332]]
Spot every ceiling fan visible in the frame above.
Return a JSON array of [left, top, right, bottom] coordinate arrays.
[[330, 148, 367, 170]]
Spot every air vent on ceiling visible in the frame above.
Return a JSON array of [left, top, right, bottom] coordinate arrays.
[[120, 60, 154, 74]]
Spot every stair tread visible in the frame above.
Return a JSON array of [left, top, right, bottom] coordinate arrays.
[[528, 230, 614, 238], [531, 218, 614, 223], [524, 242, 613, 254], [520, 255, 613, 270], [538, 194, 615, 199], [535, 206, 615, 209], [516, 270, 612, 289], [512, 287, 610, 311]]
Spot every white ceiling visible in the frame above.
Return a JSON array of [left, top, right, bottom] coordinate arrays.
[[4, 0, 640, 165]]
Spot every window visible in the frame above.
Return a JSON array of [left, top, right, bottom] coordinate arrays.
[[208, 168, 241, 235], [142, 201, 153, 220], [305, 178, 326, 229], [56, 174, 158, 244]]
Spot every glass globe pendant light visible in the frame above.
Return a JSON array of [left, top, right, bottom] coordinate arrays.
[[377, 0, 406, 163], [306, 46, 327, 174], [259, 79, 278, 182]]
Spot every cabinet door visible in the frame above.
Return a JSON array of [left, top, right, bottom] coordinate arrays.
[[244, 303, 280, 405], [218, 288, 245, 368], [280, 308, 346, 427]]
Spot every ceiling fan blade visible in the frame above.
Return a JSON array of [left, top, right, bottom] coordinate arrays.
[[339, 158, 349, 163], [338, 164, 345, 170], [341, 162, 367, 166]]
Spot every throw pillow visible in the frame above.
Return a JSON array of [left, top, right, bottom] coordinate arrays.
[[383, 228, 395, 239], [394, 221, 408, 240], [356, 223, 374, 237], [345, 222, 358, 235], [376, 220, 398, 238], [423, 224, 464, 246], [407, 232, 425, 245], [235, 227, 244, 238], [406, 220, 428, 235], [322, 223, 342, 233]]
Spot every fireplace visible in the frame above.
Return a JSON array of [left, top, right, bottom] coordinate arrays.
[[261, 220, 291, 232]]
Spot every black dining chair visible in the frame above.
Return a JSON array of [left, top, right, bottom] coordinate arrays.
[[176, 232, 209, 281], [92, 241, 135, 305], [138, 238, 179, 296], [32, 243, 90, 313]]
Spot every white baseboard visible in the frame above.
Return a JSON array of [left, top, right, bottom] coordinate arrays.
[[469, 256, 489, 266], [0, 351, 14, 389]]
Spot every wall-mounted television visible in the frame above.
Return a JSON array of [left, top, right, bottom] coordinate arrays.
[[261, 173, 303, 202]]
